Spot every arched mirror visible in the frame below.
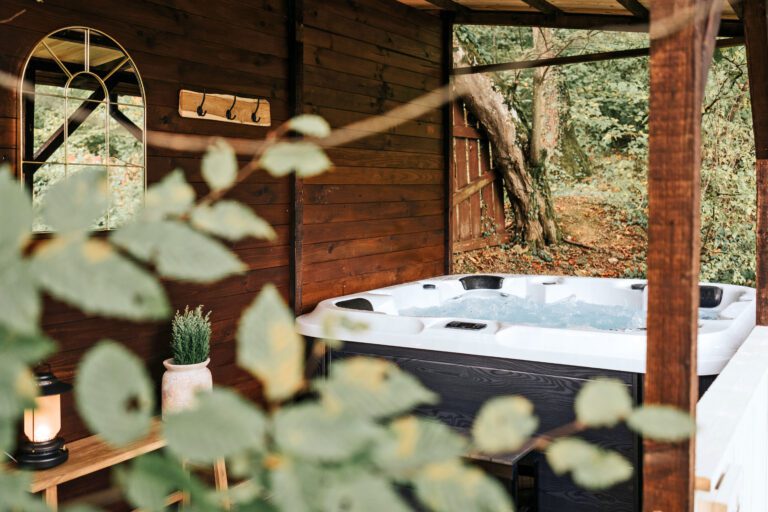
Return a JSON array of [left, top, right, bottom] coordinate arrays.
[[20, 27, 146, 231]]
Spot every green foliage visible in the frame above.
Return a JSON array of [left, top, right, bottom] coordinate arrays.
[[75, 341, 155, 446], [237, 284, 304, 402], [171, 305, 212, 365], [288, 114, 332, 138], [627, 405, 696, 441], [164, 388, 267, 463], [472, 396, 538, 453], [111, 220, 246, 283], [32, 237, 170, 320], [191, 201, 276, 242], [574, 378, 633, 428], [42, 168, 109, 232], [0, 113, 700, 511], [260, 141, 332, 178], [202, 139, 238, 192], [546, 437, 633, 490], [314, 357, 438, 419]]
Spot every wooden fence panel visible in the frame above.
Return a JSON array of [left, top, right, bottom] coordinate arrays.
[[451, 101, 508, 253]]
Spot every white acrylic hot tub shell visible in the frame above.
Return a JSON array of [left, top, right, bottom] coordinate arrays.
[[295, 275, 756, 375]]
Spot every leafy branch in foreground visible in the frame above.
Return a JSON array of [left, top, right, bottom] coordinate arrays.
[[0, 113, 694, 512]]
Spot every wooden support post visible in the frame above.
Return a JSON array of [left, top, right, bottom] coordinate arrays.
[[644, 1, 721, 511], [288, 0, 304, 315], [43, 486, 57, 511], [744, 0, 768, 325], [442, 11, 454, 273]]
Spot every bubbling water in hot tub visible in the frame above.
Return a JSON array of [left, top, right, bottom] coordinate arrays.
[[400, 292, 720, 331]]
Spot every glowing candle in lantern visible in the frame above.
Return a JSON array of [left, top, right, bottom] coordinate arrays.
[[16, 369, 71, 470]]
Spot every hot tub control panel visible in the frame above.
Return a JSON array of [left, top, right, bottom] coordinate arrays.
[[445, 321, 487, 330]]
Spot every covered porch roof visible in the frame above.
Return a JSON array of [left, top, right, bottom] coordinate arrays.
[[398, 0, 744, 34]]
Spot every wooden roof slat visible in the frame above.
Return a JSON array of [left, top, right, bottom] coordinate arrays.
[[423, 0, 473, 12], [615, 0, 649, 18], [519, 0, 563, 15]]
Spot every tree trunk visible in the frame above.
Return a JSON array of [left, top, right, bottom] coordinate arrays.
[[531, 28, 560, 168], [454, 46, 558, 247]]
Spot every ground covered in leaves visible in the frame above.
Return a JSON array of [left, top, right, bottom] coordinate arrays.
[[454, 195, 647, 278]]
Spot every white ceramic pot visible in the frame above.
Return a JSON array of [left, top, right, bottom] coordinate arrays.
[[161, 358, 212, 418]]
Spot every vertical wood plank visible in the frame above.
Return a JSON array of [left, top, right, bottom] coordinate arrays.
[[43, 486, 58, 511], [289, 0, 305, 314], [744, 0, 768, 325], [644, 1, 721, 511], [442, 11, 455, 272]]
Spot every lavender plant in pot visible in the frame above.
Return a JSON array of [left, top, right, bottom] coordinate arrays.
[[161, 306, 213, 418]]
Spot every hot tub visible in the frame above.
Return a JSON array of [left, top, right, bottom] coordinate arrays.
[[296, 275, 756, 511], [297, 274, 755, 375]]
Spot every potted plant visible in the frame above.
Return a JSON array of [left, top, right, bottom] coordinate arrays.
[[161, 305, 213, 418]]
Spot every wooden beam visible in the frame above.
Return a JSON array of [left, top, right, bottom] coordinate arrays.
[[519, 0, 563, 15], [423, 0, 471, 14], [729, 0, 744, 18], [288, 0, 304, 315], [442, 10, 455, 273], [454, 10, 743, 37], [644, 0, 722, 511], [744, 0, 768, 324], [452, 37, 743, 75], [616, 0, 650, 18]]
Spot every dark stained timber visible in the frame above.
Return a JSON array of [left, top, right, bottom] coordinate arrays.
[[644, 1, 722, 511], [744, 0, 768, 324], [616, 0, 650, 18], [423, 0, 472, 13]]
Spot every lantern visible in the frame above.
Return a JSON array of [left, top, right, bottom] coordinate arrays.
[[16, 369, 72, 470]]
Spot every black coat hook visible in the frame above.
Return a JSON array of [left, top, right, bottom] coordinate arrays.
[[196, 90, 207, 117], [226, 96, 238, 120], [251, 98, 262, 123]]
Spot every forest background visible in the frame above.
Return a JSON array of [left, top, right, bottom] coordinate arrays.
[[454, 27, 756, 286]]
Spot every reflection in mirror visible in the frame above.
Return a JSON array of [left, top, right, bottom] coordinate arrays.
[[21, 27, 145, 232]]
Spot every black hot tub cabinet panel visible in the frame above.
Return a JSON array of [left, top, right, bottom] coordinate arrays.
[[331, 342, 641, 512]]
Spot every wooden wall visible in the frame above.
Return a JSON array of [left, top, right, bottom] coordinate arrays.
[[0, 0, 292, 500], [0, 0, 448, 503], [299, 0, 447, 311]]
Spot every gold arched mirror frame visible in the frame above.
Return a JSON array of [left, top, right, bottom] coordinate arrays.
[[19, 26, 147, 231]]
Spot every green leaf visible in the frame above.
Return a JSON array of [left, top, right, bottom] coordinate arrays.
[[0, 419, 15, 453], [269, 457, 312, 512], [575, 378, 633, 428], [164, 388, 267, 464], [627, 405, 695, 441], [237, 284, 304, 402], [191, 201, 276, 242], [373, 416, 466, 477], [43, 168, 108, 232], [413, 460, 514, 512], [322, 475, 411, 512], [0, 324, 55, 364], [259, 141, 332, 178], [0, 471, 49, 512], [32, 237, 169, 321], [118, 453, 216, 512], [112, 220, 246, 283], [143, 169, 195, 221], [0, 165, 32, 265], [0, 259, 40, 335], [75, 341, 154, 446], [202, 139, 238, 192], [545, 437, 633, 490], [288, 114, 331, 138], [0, 357, 37, 419], [273, 403, 383, 462], [472, 396, 538, 453], [315, 357, 437, 419]]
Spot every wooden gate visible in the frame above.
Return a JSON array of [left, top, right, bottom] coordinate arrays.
[[451, 101, 508, 253]]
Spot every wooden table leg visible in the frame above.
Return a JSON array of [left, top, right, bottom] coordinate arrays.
[[214, 459, 229, 510], [43, 486, 58, 511]]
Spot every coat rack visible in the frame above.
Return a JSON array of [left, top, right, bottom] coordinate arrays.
[[178, 89, 271, 127]]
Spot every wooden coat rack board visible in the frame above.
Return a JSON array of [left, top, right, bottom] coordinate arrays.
[[179, 89, 271, 127]]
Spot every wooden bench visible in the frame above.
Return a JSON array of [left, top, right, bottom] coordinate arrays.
[[27, 419, 227, 511]]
